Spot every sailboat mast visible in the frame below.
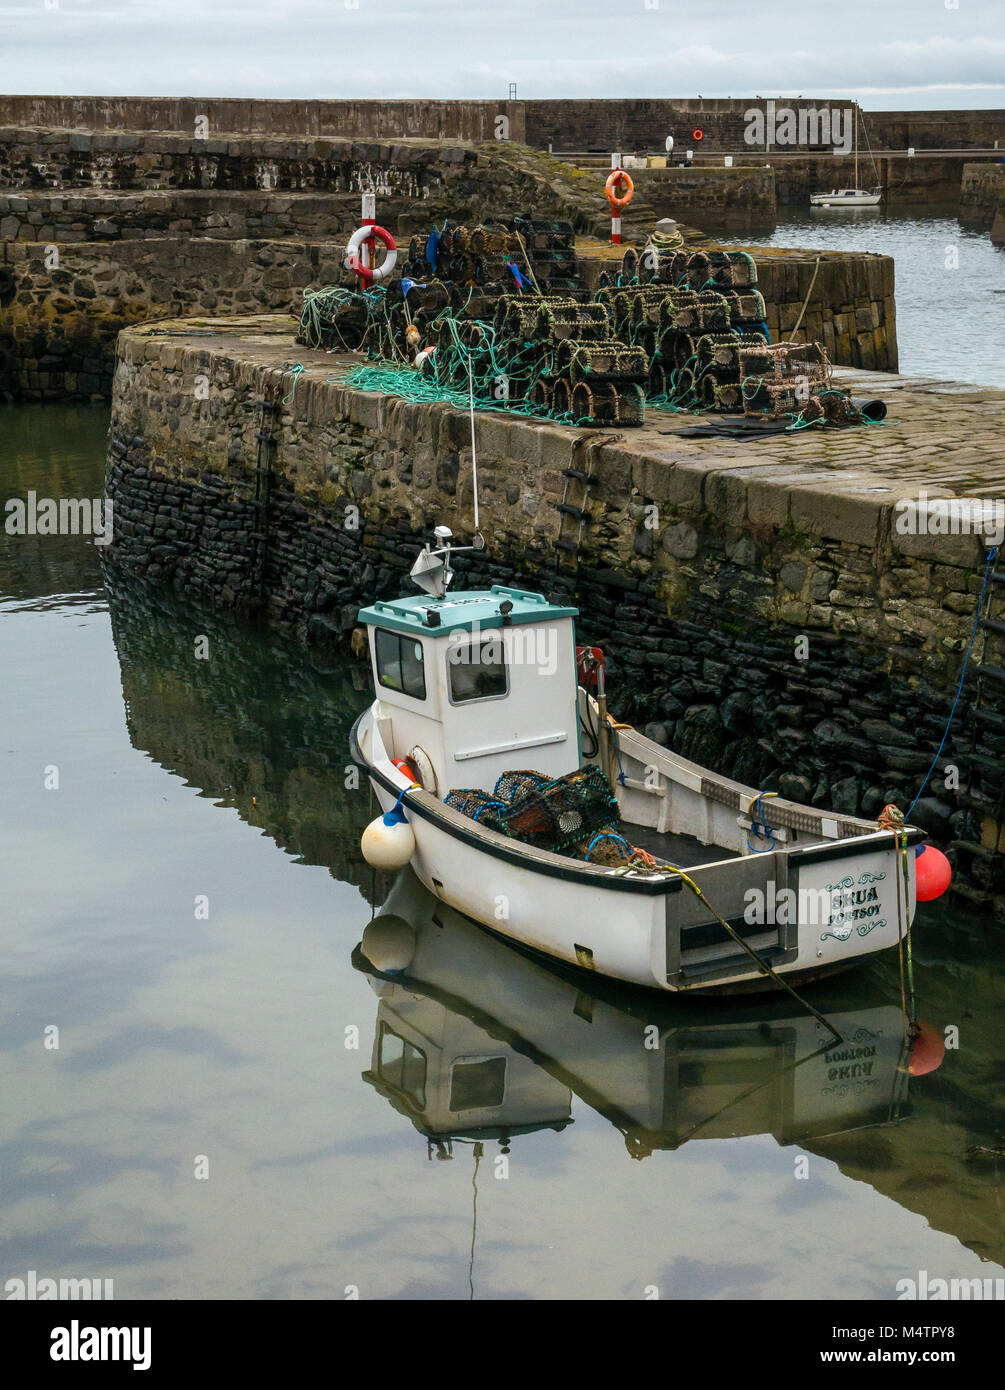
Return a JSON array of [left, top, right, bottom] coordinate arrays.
[[854, 102, 859, 188]]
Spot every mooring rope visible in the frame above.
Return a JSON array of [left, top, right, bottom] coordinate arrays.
[[904, 543, 1000, 824], [662, 865, 844, 1046]]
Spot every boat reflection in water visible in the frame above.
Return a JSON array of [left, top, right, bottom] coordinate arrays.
[[355, 870, 912, 1161]]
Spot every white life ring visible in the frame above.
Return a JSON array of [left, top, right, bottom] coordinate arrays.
[[344, 223, 397, 286]]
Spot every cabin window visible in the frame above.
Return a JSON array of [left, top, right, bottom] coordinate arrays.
[[375, 628, 426, 701], [447, 637, 508, 704], [450, 1056, 507, 1112], [377, 1025, 427, 1110]]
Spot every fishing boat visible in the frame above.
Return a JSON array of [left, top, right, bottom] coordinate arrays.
[[350, 527, 948, 996], [809, 104, 882, 208]]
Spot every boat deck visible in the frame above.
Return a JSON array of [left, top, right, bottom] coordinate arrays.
[[627, 824, 740, 869]]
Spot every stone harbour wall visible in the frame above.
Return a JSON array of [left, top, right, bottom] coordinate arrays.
[[0, 189, 387, 243], [960, 162, 1005, 231], [528, 100, 1005, 156], [0, 97, 524, 144], [0, 238, 347, 401], [621, 166, 775, 233], [102, 319, 1005, 919], [0, 128, 467, 194]]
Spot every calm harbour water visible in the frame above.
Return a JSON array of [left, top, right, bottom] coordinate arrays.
[[742, 206, 1005, 388], [2, 304, 1003, 1298]]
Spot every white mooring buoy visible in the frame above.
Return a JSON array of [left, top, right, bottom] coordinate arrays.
[[361, 796, 416, 872], [360, 914, 416, 974]]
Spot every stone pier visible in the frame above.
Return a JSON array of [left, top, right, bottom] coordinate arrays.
[[104, 315, 1005, 919]]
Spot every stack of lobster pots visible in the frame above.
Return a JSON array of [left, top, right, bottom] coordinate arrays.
[[393, 215, 650, 425], [302, 222, 865, 428], [597, 246, 772, 411], [492, 294, 648, 426]]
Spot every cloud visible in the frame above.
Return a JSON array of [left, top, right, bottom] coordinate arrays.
[[0, 0, 1003, 108]]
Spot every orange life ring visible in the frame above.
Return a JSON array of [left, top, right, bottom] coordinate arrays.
[[692, 127, 704, 141], [605, 169, 634, 210]]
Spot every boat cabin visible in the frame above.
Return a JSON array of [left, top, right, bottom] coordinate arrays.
[[357, 585, 580, 796]]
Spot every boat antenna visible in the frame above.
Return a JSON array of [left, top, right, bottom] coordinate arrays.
[[408, 344, 486, 597]]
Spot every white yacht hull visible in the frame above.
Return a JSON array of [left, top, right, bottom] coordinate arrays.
[[810, 191, 882, 207]]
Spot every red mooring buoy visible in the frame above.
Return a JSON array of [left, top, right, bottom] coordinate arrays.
[[915, 844, 952, 901], [909, 1020, 947, 1076]]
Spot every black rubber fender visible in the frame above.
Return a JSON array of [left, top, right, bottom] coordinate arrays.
[[0, 265, 15, 307], [850, 397, 887, 422]]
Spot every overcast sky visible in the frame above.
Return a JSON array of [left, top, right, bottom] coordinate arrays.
[[2, 0, 1004, 109]]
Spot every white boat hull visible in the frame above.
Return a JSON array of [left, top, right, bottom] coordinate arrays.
[[351, 703, 922, 995], [810, 191, 882, 207]]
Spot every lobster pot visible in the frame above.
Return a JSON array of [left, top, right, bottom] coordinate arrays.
[[621, 247, 640, 281], [456, 319, 489, 351], [552, 377, 573, 416], [630, 287, 672, 331], [536, 300, 610, 342], [648, 358, 669, 398], [556, 338, 649, 383], [297, 305, 367, 352], [738, 341, 832, 387], [510, 215, 576, 249], [450, 251, 482, 284], [659, 290, 703, 332], [635, 325, 659, 363], [528, 379, 552, 412], [700, 376, 743, 413], [741, 379, 817, 419], [406, 282, 454, 334], [470, 254, 513, 284], [571, 380, 645, 427], [495, 296, 541, 340], [594, 287, 616, 321], [686, 250, 758, 291], [469, 225, 520, 255], [663, 330, 696, 370], [652, 249, 688, 286], [694, 331, 747, 380], [611, 291, 637, 336], [533, 248, 578, 279], [724, 289, 768, 329], [695, 290, 731, 332], [406, 236, 433, 278]]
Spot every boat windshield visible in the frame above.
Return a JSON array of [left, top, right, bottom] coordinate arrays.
[[375, 627, 426, 700]]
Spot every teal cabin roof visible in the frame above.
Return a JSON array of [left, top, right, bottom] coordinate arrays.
[[358, 585, 579, 637]]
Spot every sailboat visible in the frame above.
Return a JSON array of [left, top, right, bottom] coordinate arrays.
[[810, 104, 882, 208]]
